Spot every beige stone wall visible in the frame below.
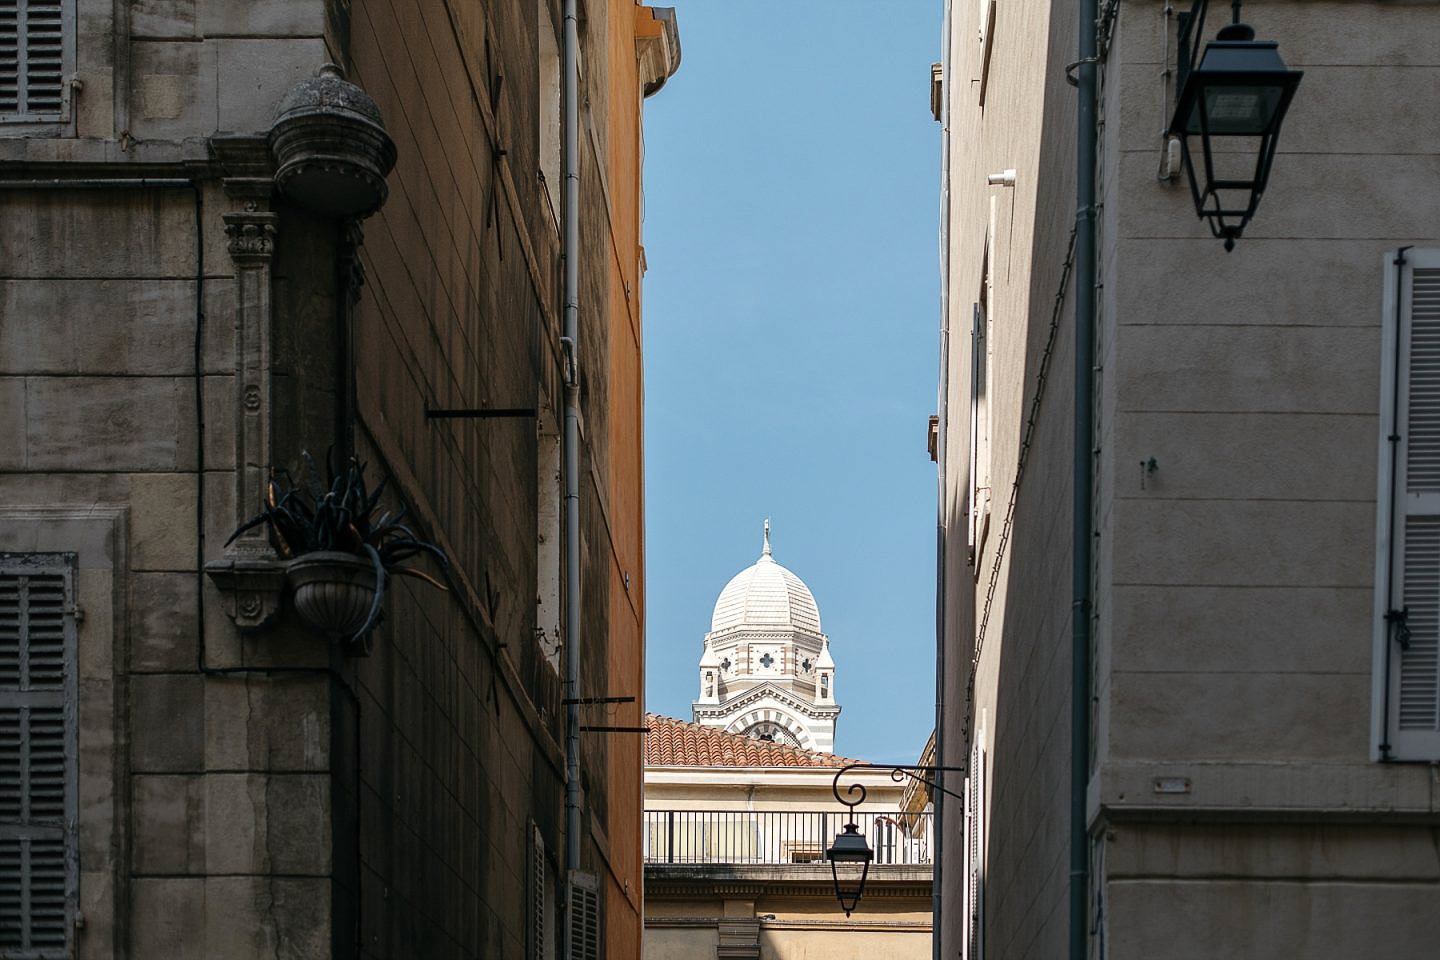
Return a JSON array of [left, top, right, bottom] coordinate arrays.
[[936, 0, 1080, 955], [643, 895, 932, 960], [941, 1, 1440, 958]]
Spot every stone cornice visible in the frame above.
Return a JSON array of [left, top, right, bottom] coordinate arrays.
[[694, 681, 841, 722]]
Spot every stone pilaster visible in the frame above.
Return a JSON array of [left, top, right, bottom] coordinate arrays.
[[205, 203, 285, 633]]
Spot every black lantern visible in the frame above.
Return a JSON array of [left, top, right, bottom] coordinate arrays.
[[1170, 1, 1302, 250], [825, 822, 874, 917]]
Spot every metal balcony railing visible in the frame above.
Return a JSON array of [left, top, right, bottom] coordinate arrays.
[[642, 810, 934, 866]]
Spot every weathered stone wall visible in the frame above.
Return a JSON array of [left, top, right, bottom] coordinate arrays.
[[0, 176, 343, 957], [2, 0, 659, 957]]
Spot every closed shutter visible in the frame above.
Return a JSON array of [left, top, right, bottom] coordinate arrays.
[[0, 0, 71, 122], [1378, 250, 1440, 761], [567, 871, 600, 960], [0, 555, 77, 959], [968, 300, 986, 558], [530, 825, 546, 960], [964, 742, 985, 960]]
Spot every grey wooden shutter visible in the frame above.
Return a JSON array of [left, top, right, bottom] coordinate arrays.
[[0, 555, 77, 959], [1380, 251, 1440, 760], [567, 870, 599, 960], [0, 0, 72, 121]]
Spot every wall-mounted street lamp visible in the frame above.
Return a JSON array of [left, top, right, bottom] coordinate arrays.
[[825, 822, 873, 917], [1170, 0, 1303, 251], [825, 762, 967, 916]]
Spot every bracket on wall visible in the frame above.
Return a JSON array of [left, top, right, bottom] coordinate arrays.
[[204, 557, 287, 630]]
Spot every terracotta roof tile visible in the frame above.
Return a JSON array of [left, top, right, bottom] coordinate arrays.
[[643, 713, 858, 768]]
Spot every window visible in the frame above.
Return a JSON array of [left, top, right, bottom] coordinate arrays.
[[0, 553, 77, 959], [537, 0, 562, 229], [530, 824, 556, 960], [976, 0, 997, 106], [964, 740, 986, 960], [0, 1, 75, 124], [567, 871, 600, 960], [968, 218, 995, 562], [1374, 248, 1440, 761]]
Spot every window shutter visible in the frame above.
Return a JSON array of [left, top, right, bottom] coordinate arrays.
[[530, 826, 546, 960], [1380, 252, 1440, 760], [964, 742, 985, 960], [0, 556, 77, 958], [0, 0, 71, 122], [567, 870, 600, 960], [968, 301, 985, 558]]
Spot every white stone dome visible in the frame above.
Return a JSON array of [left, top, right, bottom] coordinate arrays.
[[709, 523, 822, 635]]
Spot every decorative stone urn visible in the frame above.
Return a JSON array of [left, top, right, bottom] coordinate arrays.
[[287, 551, 379, 640], [269, 64, 397, 218]]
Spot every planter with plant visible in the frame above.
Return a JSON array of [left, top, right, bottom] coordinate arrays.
[[227, 453, 448, 646]]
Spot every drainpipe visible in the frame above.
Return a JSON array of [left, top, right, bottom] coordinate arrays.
[[1071, 0, 1098, 958], [561, 0, 584, 927]]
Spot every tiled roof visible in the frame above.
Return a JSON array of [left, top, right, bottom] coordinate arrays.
[[643, 714, 857, 768]]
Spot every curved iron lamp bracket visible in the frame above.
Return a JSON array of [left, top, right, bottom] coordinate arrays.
[[831, 762, 971, 820]]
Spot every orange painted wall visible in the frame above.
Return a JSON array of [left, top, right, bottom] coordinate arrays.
[[600, 5, 652, 956]]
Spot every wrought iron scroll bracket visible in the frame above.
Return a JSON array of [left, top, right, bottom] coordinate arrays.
[[830, 762, 971, 821]]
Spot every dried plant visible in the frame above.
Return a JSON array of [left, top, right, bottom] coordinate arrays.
[[227, 451, 449, 637]]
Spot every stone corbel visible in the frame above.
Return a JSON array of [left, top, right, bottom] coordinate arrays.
[[203, 556, 287, 630]]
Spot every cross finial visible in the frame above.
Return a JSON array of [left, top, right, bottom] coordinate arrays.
[[762, 518, 772, 557]]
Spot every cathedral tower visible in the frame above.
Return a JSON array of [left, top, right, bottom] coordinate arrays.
[[691, 522, 841, 753]]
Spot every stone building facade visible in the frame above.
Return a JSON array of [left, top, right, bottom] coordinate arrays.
[[0, 1, 677, 957], [642, 714, 933, 960], [935, 1, 1440, 958]]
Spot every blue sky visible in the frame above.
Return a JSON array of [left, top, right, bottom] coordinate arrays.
[[641, 1, 943, 763]]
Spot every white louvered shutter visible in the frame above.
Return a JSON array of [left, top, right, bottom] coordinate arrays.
[[964, 742, 985, 960], [968, 301, 985, 558], [0, 556, 77, 959], [567, 870, 600, 960], [0, 0, 72, 122], [1381, 251, 1440, 760]]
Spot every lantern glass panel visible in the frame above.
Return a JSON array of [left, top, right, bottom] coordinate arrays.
[[1186, 84, 1285, 136]]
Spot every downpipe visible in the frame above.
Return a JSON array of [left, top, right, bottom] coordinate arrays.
[[561, 0, 585, 952], [1071, 2, 1098, 960]]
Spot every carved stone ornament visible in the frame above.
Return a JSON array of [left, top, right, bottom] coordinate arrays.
[[224, 215, 278, 261], [269, 64, 397, 219], [204, 557, 287, 630]]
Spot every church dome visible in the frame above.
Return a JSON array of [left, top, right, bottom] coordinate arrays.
[[709, 522, 822, 635]]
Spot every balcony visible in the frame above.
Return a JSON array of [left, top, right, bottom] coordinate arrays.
[[643, 809, 934, 866]]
